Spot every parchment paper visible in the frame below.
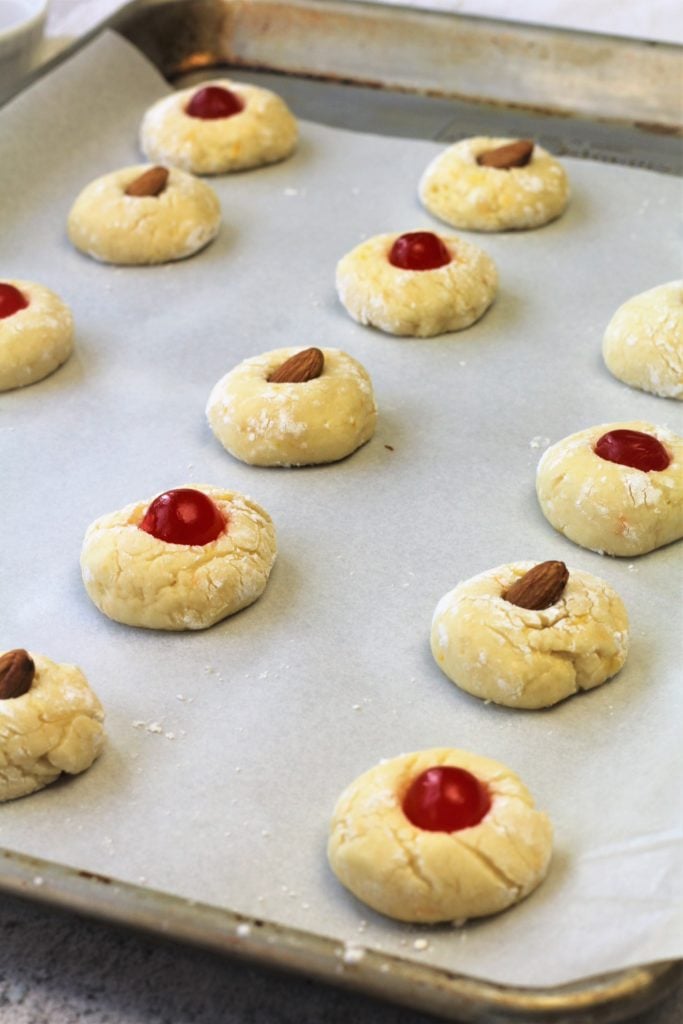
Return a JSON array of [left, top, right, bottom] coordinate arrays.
[[0, 31, 681, 989]]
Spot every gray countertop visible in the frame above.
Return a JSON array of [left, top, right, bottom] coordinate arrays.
[[0, 893, 681, 1024]]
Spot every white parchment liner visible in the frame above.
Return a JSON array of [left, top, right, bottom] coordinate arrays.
[[0, 32, 681, 988]]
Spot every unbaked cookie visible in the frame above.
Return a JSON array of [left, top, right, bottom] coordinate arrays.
[[67, 164, 220, 264], [328, 748, 552, 923], [0, 648, 104, 802], [336, 230, 497, 337], [603, 281, 683, 400], [140, 81, 298, 175], [206, 346, 377, 466], [0, 280, 73, 391], [80, 485, 277, 630], [419, 137, 569, 232], [536, 421, 683, 556], [431, 561, 629, 709]]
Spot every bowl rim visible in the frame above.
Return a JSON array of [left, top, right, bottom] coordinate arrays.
[[0, 0, 50, 45]]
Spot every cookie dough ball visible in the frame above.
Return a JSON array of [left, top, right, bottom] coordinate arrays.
[[206, 346, 377, 466], [67, 165, 220, 264], [603, 281, 683, 400], [536, 421, 683, 556], [140, 81, 298, 175], [431, 562, 629, 709], [328, 748, 552, 923], [419, 137, 569, 232], [80, 485, 277, 630], [0, 280, 73, 391], [0, 648, 105, 802], [336, 230, 497, 337]]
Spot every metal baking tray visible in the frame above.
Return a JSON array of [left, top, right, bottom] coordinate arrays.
[[52, 0, 683, 170], [1, 1, 681, 1021]]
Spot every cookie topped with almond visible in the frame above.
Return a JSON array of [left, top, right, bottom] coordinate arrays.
[[431, 562, 629, 709], [67, 164, 220, 265], [0, 650, 105, 801], [206, 346, 377, 467], [419, 136, 569, 231]]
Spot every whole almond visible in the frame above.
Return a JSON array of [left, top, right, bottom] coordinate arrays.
[[0, 648, 35, 700], [477, 140, 534, 170], [125, 166, 169, 197], [269, 348, 324, 384], [503, 561, 569, 610]]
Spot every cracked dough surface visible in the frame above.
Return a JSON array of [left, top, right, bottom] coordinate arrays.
[[336, 232, 497, 337], [206, 347, 377, 466], [431, 562, 629, 710], [603, 281, 683, 400], [419, 137, 569, 232], [328, 748, 552, 923], [139, 80, 298, 175], [67, 165, 220, 264], [0, 653, 104, 802], [0, 280, 73, 392], [80, 484, 277, 630], [536, 421, 683, 556]]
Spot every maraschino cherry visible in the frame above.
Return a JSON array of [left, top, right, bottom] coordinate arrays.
[[402, 766, 491, 832], [186, 85, 243, 120], [594, 429, 670, 472], [0, 283, 29, 320], [389, 232, 451, 271], [139, 488, 226, 545]]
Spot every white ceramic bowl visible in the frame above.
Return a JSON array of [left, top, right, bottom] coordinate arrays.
[[0, 0, 49, 103]]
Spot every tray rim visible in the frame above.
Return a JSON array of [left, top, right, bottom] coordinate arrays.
[[1, 847, 680, 1023], [114, 0, 683, 130], [8, 0, 683, 131]]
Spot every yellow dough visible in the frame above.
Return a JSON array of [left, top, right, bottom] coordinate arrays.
[[419, 137, 569, 232], [335, 232, 497, 337], [139, 80, 298, 175], [328, 748, 552, 923], [603, 281, 683, 400], [0, 652, 104, 802], [0, 280, 73, 391], [206, 347, 377, 466], [67, 165, 220, 264], [536, 421, 683, 556], [431, 562, 629, 710], [80, 485, 277, 630]]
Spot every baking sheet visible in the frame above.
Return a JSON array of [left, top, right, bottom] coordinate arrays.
[[0, 30, 682, 989]]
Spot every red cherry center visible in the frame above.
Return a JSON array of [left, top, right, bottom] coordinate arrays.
[[139, 488, 226, 545], [389, 232, 451, 271], [0, 283, 29, 320], [185, 85, 244, 120], [594, 429, 670, 472], [402, 766, 491, 833]]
